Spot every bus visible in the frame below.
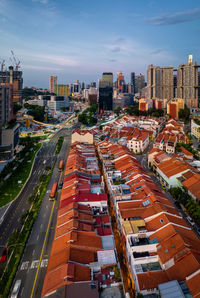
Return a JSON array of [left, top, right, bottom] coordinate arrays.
[[49, 182, 57, 200], [58, 160, 64, 171]]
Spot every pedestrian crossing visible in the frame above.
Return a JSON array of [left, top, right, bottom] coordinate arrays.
[[20, 259, 48, 271]]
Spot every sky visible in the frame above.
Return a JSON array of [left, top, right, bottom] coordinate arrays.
[[1, 0, 200, 88]]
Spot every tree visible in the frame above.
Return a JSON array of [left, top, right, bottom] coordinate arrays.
[[179, 106, 190, 123], [114, 107, 122, 116], [13, 102, 21, 115]]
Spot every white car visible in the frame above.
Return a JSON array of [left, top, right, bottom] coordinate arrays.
[[11, 280, 21, 298]]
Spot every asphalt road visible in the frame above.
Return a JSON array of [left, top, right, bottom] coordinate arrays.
[[8, 128, 72, 298], [0, 129, 67, 255]]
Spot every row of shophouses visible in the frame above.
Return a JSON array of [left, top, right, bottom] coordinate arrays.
[[97, 140, 200, 297]]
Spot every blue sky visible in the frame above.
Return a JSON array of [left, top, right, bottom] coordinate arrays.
[[0, 0, 200, 87]]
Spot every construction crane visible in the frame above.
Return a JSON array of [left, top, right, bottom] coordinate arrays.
[[11, 50, 21, 71], [0, 60, 5, 72]]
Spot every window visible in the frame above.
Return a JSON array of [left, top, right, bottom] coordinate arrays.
[[171, 244, 175, 248], [142, 199, 150, 207], [160, 219, 164, 223], [164, 249, 168, 253]]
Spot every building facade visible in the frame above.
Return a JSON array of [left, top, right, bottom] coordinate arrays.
[[50, 76, 57, 93], [98, 73, 113, 111]]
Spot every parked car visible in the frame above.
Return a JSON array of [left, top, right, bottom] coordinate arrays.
[[0, 247, 7, 262], [161, 184, 166, 190], [11, 280, 21, 298]]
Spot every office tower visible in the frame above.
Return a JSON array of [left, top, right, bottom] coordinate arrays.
[[131, 72, 135, 86], [117, 72, 125, 92], [54, 84, 69, 97], [147, 65, 173, 100], [98, 73, 113, 111], [91, 82, 96, 88], [102, 72, 113, 84], [0, 66, 23, 104], [81, 82, 85, 90], [135, 73, 145, 95], [177, 55, 200, 104], [50, 76, 57, 94]]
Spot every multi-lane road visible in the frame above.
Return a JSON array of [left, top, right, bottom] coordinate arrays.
[[0, 127, 71, 297]]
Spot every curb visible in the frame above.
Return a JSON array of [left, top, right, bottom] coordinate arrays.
[[0, 144, 43, 223]]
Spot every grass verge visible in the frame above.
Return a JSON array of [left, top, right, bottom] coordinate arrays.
[[0, 143, 41, 207], [55, 136, 64, 155]]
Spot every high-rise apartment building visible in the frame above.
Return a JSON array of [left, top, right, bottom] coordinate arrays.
[[177, 55, 200, 103], [0, 66, 23, 104], [147, 65, 173, 100], [50, 76, 57, 94], [98, 73, 113, 111], [147, 56, 200, 104]]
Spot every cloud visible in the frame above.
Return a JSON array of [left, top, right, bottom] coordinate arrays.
[[109, 46, 121, 53], [108, 59, 117, 62], [30, 53, 79, 67], [113, 37, 125, 44], [32, 0, 49, 4], [147, 8, 200, 26], [150, 49, 164, 55], [23, 64, 62, 71]]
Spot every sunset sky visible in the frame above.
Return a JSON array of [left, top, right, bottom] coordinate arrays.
[[1, 0, 200, 87]]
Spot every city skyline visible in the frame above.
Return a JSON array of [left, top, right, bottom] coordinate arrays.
[[1, 0, 200, 87]]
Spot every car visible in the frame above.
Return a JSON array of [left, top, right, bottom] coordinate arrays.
[[161, 184, 166, 190], [59, 182, 63, 189], [11, 280, 21, 298], [187, 216, 195, 226], [0, 247, 7, 263], [43, 160, 46, 165]]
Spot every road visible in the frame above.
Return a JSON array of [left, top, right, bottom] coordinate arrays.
[[0, 133, 58, 255], [9, 128, 72, 297]]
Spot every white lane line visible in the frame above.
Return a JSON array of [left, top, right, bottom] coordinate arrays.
[[40, 224, 43, 229], [21, 287, 24, 296], [37, 235, 39, 241], [32, 249, 35, 256]]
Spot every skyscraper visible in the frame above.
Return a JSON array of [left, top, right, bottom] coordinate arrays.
[[135, 73, 145, 95], [50, 76, 57, 93], [117, 72, 125, 92], [147, 65, 173, 100], [131, 72, 135, 86], [177, 55, 200, 104], [98, 73, 113, 111]]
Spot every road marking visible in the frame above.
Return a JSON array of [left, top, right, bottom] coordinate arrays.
[[41, 259, 48, 268], [20, 261, 29, 270], [21, 287, 24, 296], [30, 199, 56, 298], [31, 260, 39, 269], [40, 224, 43, 229], [32, 249, 35, 256], [37, 234, 39, 241]]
